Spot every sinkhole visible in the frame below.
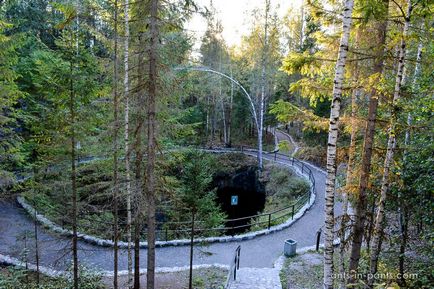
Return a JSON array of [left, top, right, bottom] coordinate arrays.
[[213, 166, 266, 234]]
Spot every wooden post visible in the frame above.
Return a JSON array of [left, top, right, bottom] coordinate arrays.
[[268, 214, 271, 229], [188, 211, 195, 289]]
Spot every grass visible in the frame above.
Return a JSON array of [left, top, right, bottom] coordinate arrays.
[[280, 250, 323, 289], [280, 246, 434, 289]]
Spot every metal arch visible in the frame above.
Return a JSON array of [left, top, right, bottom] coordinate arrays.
[[174, 66, 259, 129]]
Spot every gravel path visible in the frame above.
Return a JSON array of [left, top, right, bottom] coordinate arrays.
[[0, 130, 340, 277]]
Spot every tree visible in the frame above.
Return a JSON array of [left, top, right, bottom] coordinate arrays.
[[145, 0, 159, 287], [323, 1, 354, 288], [348, 0, 390, 281], [112, 0, 120, 287], [0, 18, 23, 192], [367, 1, 413, 285], [174, 150, 224, 289], [123, 0, 133, 286]]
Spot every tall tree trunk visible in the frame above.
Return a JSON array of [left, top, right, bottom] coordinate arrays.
[[258, 0, 270, 169], [397, 39, 423, 288], [133, 33, 145, 289], [368, 3, 412, 284], [221, 99, 228, 146], [123, 0, 133, 286], [348, 0, 390, 281], [112, 0, 120, 287], [188, 211, 195, 289], [227, 66, 234, 147], [339, 28, 362, 289], [405, 41, 423, 148], [323, 1, 354, 288], [70, 51, 79, 289], [133, 123, 143, 289], [146, 0, 159, 287], [366, 198, 376, 253], [33, 199, 40, 285], [398, 208, 409, 287]]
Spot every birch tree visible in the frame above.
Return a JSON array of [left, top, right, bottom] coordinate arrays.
[[123, 0, 133, 286], [323, 1, 354, 288], [257, 0, 270, 169], [368, 1, 413, 284], [112, 0, 120, 287]]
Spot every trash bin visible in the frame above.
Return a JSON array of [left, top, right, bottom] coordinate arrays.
[[284, 239, 297, 257]]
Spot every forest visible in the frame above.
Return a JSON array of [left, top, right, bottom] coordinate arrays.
[[0, 0, 432, 288]]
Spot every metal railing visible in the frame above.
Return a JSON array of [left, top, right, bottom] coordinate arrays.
[[150, 147, 317, 241], [225, 245, 241, 288], [18, 146, 317, 243]]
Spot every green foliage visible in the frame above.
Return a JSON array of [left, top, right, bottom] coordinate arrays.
[[269, 100, 328, 132], [0, 19, 25, 184], [0, 265, 103, 289], [166, 150, 226, 233], [263, 164, 310, 208]]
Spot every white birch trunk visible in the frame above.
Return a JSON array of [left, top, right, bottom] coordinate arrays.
[[404, 41, 422, 146], [323, 1, 354, 288], [221, 99, 227, 146], [258, 0, 270, 169], [368, 1, 412, 284], [228, 66, 234, 146], [123, 0, 133, 286]]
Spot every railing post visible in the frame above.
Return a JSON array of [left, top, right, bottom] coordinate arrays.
[[165, 227, 168, 242], [268, 214, 271, 230], [234, 254, 238, 280], [237, 247, 240, 269], [292, 204, 295, 219], [292, 157, 294, 165], [316, 229, 322, 251]]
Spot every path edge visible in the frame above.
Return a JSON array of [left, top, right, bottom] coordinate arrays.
[[16, 156, 317, 249]]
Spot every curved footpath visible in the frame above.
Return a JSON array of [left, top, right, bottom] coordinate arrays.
[[0, 130, 342, 288]]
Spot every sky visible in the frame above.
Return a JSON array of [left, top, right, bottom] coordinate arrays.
[[186, 0, 303, 49]]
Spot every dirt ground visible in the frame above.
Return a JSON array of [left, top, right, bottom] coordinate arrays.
[[102, 267, 228, 289]]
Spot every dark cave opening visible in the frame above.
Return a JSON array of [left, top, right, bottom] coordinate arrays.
[[214, 166, 266, 235]]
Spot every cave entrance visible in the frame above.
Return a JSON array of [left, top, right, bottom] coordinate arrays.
[[214, 167, 266, 235]]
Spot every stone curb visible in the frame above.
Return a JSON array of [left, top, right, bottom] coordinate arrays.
[[17, 151, 318, 249], [0, 253, 64, 278], [0, 253, 229, 278]]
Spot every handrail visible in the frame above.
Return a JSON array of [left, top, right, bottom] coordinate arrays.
[[20, 146, 317, 243], [225, 245, 241, 288], [150, 148, 317, 241]]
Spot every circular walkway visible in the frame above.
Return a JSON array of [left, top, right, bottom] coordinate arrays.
[[0, 130, 342, 277]]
